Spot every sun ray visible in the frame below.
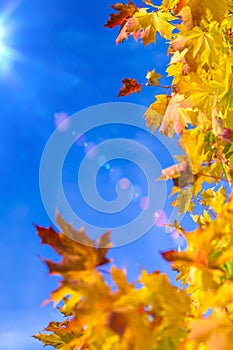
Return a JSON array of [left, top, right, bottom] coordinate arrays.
[[0, 0, 25, 73]]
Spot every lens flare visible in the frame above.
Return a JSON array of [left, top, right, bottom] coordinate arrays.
[[0, 2, 24, 73]]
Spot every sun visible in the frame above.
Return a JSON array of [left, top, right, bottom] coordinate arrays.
[[0, 21, 23, 75], [0, 21, 13, 70], [0, 2, 23, 73]]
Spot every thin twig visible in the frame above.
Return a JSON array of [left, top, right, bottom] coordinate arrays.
[[198, 172, 233, 185]]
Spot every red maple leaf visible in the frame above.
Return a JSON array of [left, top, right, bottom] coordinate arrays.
[[118, 78, 142, 97]]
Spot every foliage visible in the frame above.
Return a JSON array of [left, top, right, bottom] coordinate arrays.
[[35, 1, 233, 349]]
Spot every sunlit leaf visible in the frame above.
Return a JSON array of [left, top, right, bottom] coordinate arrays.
[[146, 69, 161, 85]]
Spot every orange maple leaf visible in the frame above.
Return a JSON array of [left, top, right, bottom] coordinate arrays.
[[118, 78, 142, 97], [35, 216, 111, 275], [162, 249, 208, 268], [104, 1, 137, 29]]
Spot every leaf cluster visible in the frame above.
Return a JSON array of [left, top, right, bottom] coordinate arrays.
[[35, 1, 233, 349]]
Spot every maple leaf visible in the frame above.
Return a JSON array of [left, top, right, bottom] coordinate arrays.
[[145, 94, 170, 134], [36, 213, 111, 304], [172, 186, 194, 214], [162, 248, 209, 269], [145, 92, 192, 137], [34, 321, 76, 349], [104, 1, 137, 29], [160, 92, 191, 135], [188, 0, 228, 25], [159, 158, 193, 189], [171, 24, 223, 71], [117, 78, 142, 96], [146, 69, 161, 85]]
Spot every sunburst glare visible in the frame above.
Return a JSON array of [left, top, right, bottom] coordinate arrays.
[[0, 2, 24, 73]]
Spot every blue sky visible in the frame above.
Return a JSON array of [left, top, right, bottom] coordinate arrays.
[[0, 1, 190, 349]]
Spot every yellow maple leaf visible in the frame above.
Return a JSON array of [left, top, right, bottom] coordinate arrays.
[[188, 0, 228, 25], [146, 69, 161, 85], [145, 93, 191, 137]]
